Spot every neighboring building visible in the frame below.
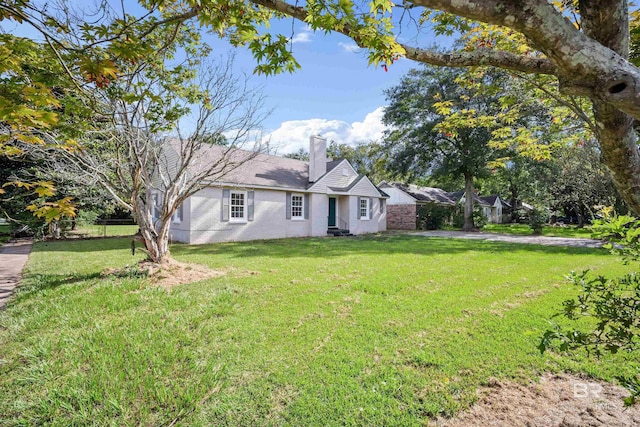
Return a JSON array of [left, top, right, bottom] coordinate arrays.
[[380, 182, 505, 229], [158, 136, 387, 244], [378, 182, 456, 230], [448, 192, 505, 224], [478, 195, 505, 224]]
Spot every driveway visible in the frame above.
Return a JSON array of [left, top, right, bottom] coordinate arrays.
[[0, 239, 33, 309], [410, 230, 603, 248]]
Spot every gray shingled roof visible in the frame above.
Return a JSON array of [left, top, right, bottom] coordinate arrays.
[[170, 141, 373, 192], [385, 182, 497, 207], [447, 190, 492, 207], [479, 195, 499, 206], [166, 141, 310, 189], [392, 183, 457, 205]]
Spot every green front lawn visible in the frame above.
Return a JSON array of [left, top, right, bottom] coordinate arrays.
[[0, 235, 635, 425], [482, 223, 594, 238]]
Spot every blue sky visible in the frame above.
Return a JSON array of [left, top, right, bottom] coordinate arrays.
[[209, 20, 421, 154]]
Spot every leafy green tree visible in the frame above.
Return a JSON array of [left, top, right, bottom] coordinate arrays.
[[546, 140, 627, 226], [284, 148, 309, 161], [383, 66, 507, 230], [479, 156, 554, 222]]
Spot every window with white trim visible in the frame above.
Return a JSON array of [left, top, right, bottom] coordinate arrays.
[[291, 194, 304, 219], [230, 191, 246, 222], [359, 198, 369, 219]]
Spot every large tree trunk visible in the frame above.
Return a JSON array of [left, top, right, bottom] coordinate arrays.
[[580, 1, 640, 215], [133, 198, 170, 264], [463, 172, 475, 231]]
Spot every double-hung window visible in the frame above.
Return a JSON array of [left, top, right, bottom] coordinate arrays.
[[359, 198, 369, 220], [230, 191, 246, 222], [291, 194, 304, 220]]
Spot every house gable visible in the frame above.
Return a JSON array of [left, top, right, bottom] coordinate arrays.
[[307, 159, 358, 193], [350, 175, 387, 198]]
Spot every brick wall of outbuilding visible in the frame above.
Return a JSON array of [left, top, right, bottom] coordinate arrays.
[[387, 204, 417, 230]]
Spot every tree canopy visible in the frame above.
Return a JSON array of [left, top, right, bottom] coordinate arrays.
[[3, 0, 640, 215]]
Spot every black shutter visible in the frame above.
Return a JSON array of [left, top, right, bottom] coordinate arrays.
[[357, 197, 361, 219], [222, 189, 230, 221], [304, 194, 309, 219], [247, 191, 255, 221], [369, 197, 373, 219], [285, 192, 291, 219]]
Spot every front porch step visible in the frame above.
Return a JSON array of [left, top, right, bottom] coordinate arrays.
[[327, 228, 353, 237]]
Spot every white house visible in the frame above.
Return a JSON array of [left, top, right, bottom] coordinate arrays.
[[161, 136, 387, 244], [478, 195, 506, 224]]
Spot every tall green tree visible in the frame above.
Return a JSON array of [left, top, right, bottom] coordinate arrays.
[[546, 139, 627, 225], [383, 66, 507, 230]]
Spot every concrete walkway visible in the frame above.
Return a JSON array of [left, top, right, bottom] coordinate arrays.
[[0, 239, 33, 309], [411, 230, 603, 248]]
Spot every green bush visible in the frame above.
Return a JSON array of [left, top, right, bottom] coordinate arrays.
[[416, 204, 452, 230], [473, 205, 488, 229], [529, 207, 547, 235], [540, 214, 640, 405], [76, 209, 100, 227]]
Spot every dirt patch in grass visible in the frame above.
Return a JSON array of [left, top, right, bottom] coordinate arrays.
[[435, 373, 640, 427], [104, 258, 225, 289], [143, 259, 225, 289]]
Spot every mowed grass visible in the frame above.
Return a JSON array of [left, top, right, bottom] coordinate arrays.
[[482, 223, 594, 238], [67, 224, 138, 238], [0, 235, 636, 426]]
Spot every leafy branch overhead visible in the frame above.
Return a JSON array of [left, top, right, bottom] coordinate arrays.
[[4, 0, 640, 221]]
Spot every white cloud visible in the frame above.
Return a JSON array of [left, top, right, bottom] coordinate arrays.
[[338, 42, 360, 53], [265, 107, 387, 154], [290, 28, 313, 44]]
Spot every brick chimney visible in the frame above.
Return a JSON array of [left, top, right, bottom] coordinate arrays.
[[308, 135, 327, 183]]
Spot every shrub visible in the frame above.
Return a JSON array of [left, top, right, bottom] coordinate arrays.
[[416, 204, 452, 230], [539, 214, 640, 405]]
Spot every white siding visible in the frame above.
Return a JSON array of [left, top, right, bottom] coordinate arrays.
[[348, 196, 386, 235], [351, 176, 384, 197], [309, 160, 357, 192], [310, 193, 329, 236], [382, 187, 416, 205], [179, 187, 328, 244]]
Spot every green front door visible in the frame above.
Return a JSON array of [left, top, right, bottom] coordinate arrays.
[[328, 198, 337, 227]]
